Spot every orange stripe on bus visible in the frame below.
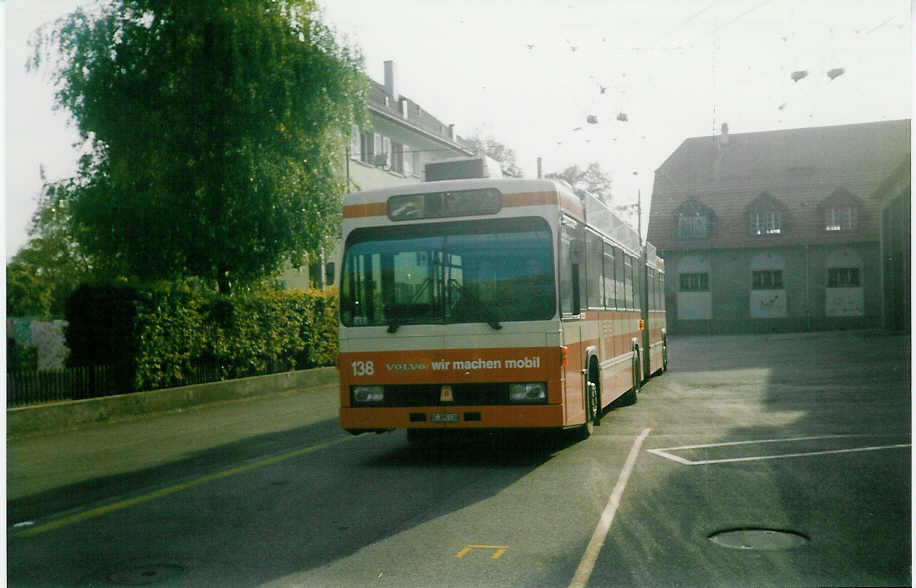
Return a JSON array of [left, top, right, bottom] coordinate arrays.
[[502, 191, 558, 207], [339, 347, 564, 387], [342, 202, 387, 218], [342, 190, 578, 219]]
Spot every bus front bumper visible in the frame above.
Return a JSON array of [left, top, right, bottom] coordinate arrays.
[[340, 404, 566, 433]]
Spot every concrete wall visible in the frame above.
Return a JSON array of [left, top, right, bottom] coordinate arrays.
[[662, 243, 881, 334], [8, 367, 338, 439]]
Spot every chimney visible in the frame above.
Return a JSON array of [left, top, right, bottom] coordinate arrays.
[[384, 60, 398, 99]]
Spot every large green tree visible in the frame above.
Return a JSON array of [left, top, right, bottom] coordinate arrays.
[[545, 162, 613, 202], [30, 0, 369, 293], [462, 135, 524, 178], [8, 174, 95, 317]]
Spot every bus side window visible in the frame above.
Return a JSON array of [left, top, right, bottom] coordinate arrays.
[[614, 246, 625, 309], [647, 268, 654, 310], [603, 242, 615, 310], [632, 254, 641, 310], [559, 219, 584, 316], [586, 231, 603, 309]]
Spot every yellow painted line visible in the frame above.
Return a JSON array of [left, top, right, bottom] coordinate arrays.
[[456, 545, 509, 560], [14, 435, 359, 538]]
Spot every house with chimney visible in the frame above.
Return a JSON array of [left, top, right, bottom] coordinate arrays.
[[647, 119, 910, 334], [283, 60, 474, 289]]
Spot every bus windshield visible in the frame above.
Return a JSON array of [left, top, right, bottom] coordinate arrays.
[[341, 217, 555, 328]]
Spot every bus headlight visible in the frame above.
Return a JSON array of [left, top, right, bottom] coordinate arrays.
[[509, 382, 547, 403], [353, 386, 384, 403]]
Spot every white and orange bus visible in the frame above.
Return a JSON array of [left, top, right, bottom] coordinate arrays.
[[338, 164, 667, 440]]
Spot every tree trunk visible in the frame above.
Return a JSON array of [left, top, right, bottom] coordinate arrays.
[[217, 265, 231, 295]]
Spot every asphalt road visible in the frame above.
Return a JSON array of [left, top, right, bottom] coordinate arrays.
[[7, 330, 911, 587]]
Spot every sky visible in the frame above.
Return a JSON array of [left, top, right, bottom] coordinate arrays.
[[4, 0, 913, 256]]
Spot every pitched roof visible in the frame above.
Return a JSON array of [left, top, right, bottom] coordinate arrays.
[[648, 119, 911, 251], [368, 80, 472, 152]]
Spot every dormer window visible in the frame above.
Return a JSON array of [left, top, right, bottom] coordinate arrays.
[[674, 200, 715, 240], [678, 213, 708, 239], [819, 188, 862, 233], [825, 206, 857, 232], [746, 192, 787, 236], [749, 210, 782, 235]]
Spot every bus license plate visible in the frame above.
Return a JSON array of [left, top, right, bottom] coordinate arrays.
[[431, 413, 458, 423]]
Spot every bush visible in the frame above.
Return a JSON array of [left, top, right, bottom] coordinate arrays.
[[65, 282, 338, 392], [7, 338, 38, 372]]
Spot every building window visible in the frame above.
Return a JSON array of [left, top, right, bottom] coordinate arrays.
[[752, 270, 783, 290], [402, 145, 413, 176], [359, 130, 374, 164], [765, 211, 782, 234], [391, 142, 404, 174], [749, 210, 782, 235], [677, 213, 709, 240], [827, 267, 860, 287], [674, 200, 715, 240], [679, 272, 708, 292], [825, 206, 858, 231]]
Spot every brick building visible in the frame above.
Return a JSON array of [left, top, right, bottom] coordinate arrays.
[[647, 119, 910, 334]]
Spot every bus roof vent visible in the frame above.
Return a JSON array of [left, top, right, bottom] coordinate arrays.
[[424, 156, 503, 181]]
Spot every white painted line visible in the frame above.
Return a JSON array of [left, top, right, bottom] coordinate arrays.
[[647, 435, 911, 466], [569, 427, 651, 588], [649, 434, 903, 452]]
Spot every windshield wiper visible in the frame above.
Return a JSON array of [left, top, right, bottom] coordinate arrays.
[[450, 282, 502, 330], [484, 315, 503, 330]]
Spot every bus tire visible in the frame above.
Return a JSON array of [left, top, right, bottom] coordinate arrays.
[[622, 349, 640, 405], [577, 375, 600, 440], [662, 335, 669, 372]]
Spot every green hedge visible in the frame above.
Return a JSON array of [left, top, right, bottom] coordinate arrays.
[[66, 283, 338, 392]]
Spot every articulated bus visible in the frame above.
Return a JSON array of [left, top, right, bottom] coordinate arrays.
[[338, 167, 667, 440]]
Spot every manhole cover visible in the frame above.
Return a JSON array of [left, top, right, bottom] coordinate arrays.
[[709, 528, 808, 551], [107, 563, 186, 585]]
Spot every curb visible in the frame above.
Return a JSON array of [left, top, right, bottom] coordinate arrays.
[[7, 367, 339, 438]]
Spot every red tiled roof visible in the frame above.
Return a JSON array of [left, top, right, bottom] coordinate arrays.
[[648, 119, 911, 251]]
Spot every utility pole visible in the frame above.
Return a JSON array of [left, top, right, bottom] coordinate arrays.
[[637, 189, 642, 245]]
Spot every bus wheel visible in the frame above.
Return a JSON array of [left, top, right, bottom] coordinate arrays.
[[622, 350, 640, 405], [588, 378, 601, 427], [662, 336, 669, 372], [578, 379, 599, 439]]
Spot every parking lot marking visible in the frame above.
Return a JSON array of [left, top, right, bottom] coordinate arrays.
[[456, 545, 509, 560], [569, 427, 651, 588], [13, 435, 360, 538], [647, 435, 910, 466]]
